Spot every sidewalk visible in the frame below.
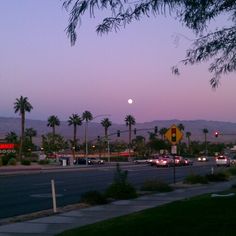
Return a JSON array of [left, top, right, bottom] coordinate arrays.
[[0, 179, 235, 236]]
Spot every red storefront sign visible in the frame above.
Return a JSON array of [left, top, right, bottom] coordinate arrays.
[[0, 143, 15, 149]]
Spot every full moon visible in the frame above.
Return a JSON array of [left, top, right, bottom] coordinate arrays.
[[128, 99, 133, 104]]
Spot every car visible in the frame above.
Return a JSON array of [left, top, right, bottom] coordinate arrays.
[[197, 156, 208, 162], [147, 155, 160, 166], [215, 155, 230, 167], [154, 155, 174, 167], [88, 157, 104, 164], [173, 156, 186, 166], [133, 158, 148, 164], [76, 158, 86, 165], [183, 158, 194, 166]]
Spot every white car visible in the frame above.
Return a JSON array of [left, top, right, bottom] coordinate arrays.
[[197, 156, 208, 162], [155, 155, 174, 167], [134, 159, 148, 164], [215, 155, 230, 167], [88, 158, 104, 164]]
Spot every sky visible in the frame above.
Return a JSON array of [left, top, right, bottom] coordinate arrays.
[[0, 0, 236, 124]]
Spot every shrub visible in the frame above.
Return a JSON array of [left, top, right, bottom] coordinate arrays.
[[184, 174, 208, 184], [30, 156, 39, 162], [106, 182, 137, 200], [38, 159, 50, 165], [105, 163, 137, 200], [21, 159, 31, 165], [80, 191, 107, 205], [141, 179, 173, 192], [231, 183, 236, 189], [228, 167, 236, 176], [1, 155, 11, 165], [8, 158, 17, 165], [206, 172, 229, 182]]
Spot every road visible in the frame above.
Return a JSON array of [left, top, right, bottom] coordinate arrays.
[[0, 161, 215, 219]]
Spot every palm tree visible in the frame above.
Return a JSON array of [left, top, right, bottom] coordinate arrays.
[[82, 111, 93, 161], [159, 127, 168, 140], [186, 131, 192, 153], [5, 131, 18, 143], [177, 123, 185, 132], [25, 128, 37, 144], [101, 118, 112, 138], [68, 114, 82, 149], [14, 96, 33, 160], [101, 118, 112, 161], [203, 128, 209, 155], [124, 114, 136, 160], [47, 115, 60, 136]]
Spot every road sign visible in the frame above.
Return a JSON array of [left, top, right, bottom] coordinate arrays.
[[165, 124, 183, 145]]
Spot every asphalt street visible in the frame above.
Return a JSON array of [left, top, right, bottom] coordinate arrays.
[[0, 161, 216, 219]]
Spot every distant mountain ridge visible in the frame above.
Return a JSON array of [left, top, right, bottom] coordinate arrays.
[[0, 117, 236, 143]]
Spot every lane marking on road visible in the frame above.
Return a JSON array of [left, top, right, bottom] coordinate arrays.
[[33, 181, 65, 186], [30, 193, 63, 198]]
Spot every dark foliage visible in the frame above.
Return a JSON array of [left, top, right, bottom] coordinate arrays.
[[206, 172, 229, 182], [80, 191, 107, 205], [105, 163, 137, 199], [63, 0, 236, 87]]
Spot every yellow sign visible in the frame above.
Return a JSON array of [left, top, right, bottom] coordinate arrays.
[[165, 124, 183, 145]]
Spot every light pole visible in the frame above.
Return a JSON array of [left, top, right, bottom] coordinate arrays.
[[72, 146, 75, 165], [107, 130, 111, 164], [85, 114, 111, 166]]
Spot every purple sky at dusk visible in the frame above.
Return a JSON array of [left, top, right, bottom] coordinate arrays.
[[0, 0, 236, 124]]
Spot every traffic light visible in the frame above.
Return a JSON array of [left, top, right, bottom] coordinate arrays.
[[154, 126, 158, 134], [214, 131, 219, 137], [171, 128, 177, 142], [117, 130, 120, 137], [97, 136, 100, 141], [134, 128, 137, 135]]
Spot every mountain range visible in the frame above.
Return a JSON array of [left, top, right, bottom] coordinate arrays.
[[1, 117, 236, 144]]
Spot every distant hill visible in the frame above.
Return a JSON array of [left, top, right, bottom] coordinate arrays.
[[0, 117, 236, 144]]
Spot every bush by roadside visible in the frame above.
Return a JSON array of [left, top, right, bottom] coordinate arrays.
[[227, 167, 236, 176], [1, 153, 16, 166], [184, 174, 208, 184], [105, 163, 137, 200], [21, 159, 31, 165], [80, 191, 107, 205], [38, 159, 50, 165], [206, 172, 229, 182], [7, 158, 17, 165]]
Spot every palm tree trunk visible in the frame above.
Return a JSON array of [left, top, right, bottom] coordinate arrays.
[[128, 125, 131, 161], [52, 126, 55, 151], [73, 124, 77, 161], [52, 126, 55, 137], [73, 124, 77, 147], [187, 137, 191, 153], [85, 121, 88, 165], [19, 112, 25, 161]]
